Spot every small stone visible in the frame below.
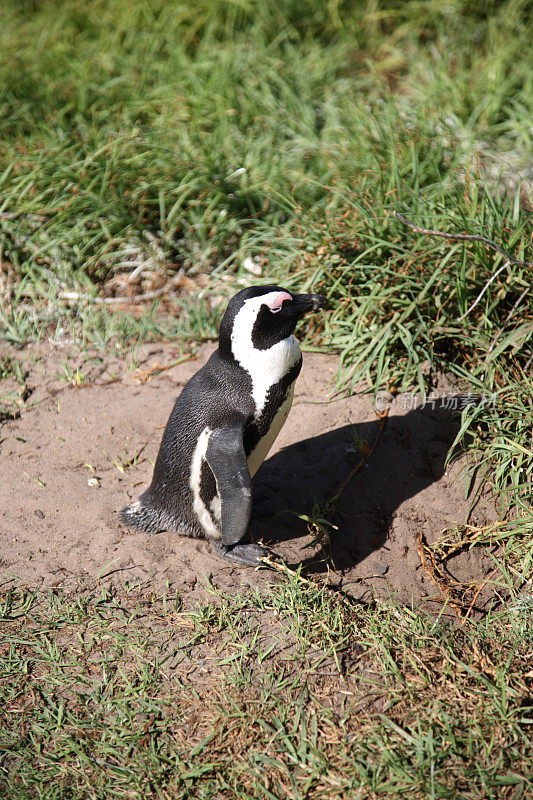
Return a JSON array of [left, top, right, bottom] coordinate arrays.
[[242, 256, 262, 276], [34, 509, 45, 519], [373, 562, 389, 576], [87, 476, 101, 487]]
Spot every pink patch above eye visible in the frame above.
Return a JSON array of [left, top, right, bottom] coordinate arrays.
[[269, 292, 292, 313]]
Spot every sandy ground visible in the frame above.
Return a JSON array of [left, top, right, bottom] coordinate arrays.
[[1, 341, 498, 607]]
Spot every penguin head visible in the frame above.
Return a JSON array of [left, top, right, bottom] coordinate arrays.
[[218, 285, 328, 360]]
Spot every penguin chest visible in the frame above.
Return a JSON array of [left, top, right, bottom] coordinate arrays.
[[246, 383, 295, 477]]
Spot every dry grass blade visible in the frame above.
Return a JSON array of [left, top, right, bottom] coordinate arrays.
[[132, 354, 196, 384]]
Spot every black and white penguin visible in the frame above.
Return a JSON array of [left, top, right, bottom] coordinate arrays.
[[121, 285, 328, 565]]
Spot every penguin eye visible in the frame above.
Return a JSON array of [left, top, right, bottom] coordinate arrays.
[[268, 292, 292, 314]]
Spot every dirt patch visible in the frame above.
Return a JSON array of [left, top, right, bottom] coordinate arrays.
[[1, 342, 498, 607]]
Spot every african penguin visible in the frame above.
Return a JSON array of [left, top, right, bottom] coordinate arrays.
[[121, 285, 328, 566]]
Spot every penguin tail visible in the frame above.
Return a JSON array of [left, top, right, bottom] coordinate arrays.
[[120, 498, 162, 533]]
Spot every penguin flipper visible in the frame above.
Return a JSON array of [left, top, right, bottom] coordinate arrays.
[[206, 424, 252, 547]]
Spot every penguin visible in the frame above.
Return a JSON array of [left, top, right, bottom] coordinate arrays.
[[121, 285, 328, 566]]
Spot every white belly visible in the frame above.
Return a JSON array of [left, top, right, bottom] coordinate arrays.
[[246, 384, 295, 477]]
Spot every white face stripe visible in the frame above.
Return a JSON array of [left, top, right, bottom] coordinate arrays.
[[230, 293, 301, 416], [189, 426, 221, 541]]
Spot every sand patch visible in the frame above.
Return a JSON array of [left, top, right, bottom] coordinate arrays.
[[1, 342, 497, 608]]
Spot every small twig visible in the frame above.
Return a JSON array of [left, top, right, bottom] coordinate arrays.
[[57, 288, 171, 304], [392, 212, 532, 267], [103, 288, 169, 304]]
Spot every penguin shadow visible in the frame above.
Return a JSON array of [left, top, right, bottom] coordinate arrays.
[[251, 401, 463, 573]]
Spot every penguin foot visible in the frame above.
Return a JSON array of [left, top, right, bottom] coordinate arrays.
[[211, 540, 270, 567]]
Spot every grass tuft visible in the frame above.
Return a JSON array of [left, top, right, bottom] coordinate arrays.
[[0, 581, 531, 799]]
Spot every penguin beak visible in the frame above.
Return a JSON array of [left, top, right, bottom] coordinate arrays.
[[292, 293, 329, 318]]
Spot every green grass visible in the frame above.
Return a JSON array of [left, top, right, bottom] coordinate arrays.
[[0, 1, 532, 796], [0, 355, 29, 419], [1, 0, 531, 341], [1, 579, 531, 800]]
